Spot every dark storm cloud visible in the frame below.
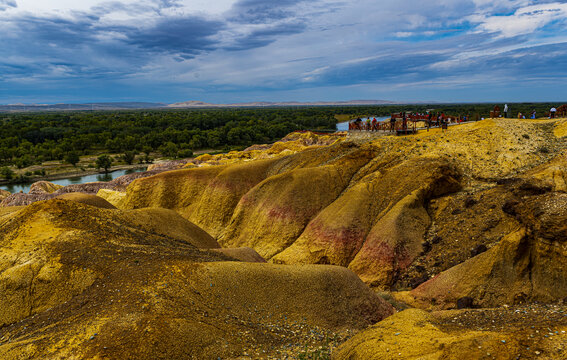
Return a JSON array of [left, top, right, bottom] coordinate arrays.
[[124, 17, 224, 57], [499, 43, 567, 76], [228, 0, 309, 23], [153, 0, 182, 9], [12, 16, 97, 46], [1, 11, 225, 79], [225, 22, 306, 50], [0, 0, 315, 84], [0, 63, 28, 80], [222, 0, 314, 51]]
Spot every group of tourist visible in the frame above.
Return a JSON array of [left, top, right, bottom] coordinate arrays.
[[348, 105, 566, 134], [348, 112, 470, 132], [500, 104, 566, 119], [515, 110, 536, 119]]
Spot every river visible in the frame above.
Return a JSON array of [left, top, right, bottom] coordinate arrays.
[[0, 167, 147, 194]]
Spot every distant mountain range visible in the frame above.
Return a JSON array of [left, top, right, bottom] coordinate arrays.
[[0, 102, 166, 112], [0, 99, 406, 112], [167, 100, 399, 108]]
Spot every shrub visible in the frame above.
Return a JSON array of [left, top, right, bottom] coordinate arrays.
[[0, 166, 14, 180]]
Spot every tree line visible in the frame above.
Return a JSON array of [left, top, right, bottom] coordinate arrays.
[[0, 108, 336, 168]]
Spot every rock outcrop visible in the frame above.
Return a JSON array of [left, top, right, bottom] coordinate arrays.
[[409, 191, 567, 308], [28, 181, 63, 194], [0, 189, 9, 201], [334, 307, 567, 359], [394, 150, 567, 308]]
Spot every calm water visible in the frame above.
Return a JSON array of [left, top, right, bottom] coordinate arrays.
[[0, 167, 147, 194], [336, 117, 390, 131]]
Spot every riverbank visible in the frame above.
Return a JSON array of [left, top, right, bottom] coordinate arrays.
[[0, 147, 225, 190], [0, 163, 148, 188]]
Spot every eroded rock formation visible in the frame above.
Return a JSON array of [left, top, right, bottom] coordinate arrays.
[[119, 119, 565, 292]]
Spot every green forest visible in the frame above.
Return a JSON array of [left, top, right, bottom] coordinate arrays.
[[0, 108, 337, 169], [0, 103, 561, 171]]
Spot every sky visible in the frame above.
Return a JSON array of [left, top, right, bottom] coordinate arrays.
[[0, 0, 566, 104]]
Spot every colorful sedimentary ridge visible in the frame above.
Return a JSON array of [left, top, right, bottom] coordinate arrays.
[[114, 119, 566, 297]]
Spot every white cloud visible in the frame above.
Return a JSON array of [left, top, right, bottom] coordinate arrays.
[[395, 32, 413, 38], [472, 2, 567, 38], [15, 0, 123, 13], [3, 0, 236, 23], [471, 0, 530, 9], [13, 0, 237, 14]]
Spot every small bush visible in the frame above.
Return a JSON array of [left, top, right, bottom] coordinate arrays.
[[297, 346, 331, 360], [178, 149, 194, 158], [376, 291, 410, 311], [0, 166, 14, 180]]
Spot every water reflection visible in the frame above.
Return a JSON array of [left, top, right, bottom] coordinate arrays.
[[0, 167, 146, 194], [97, 173, 113, 182]]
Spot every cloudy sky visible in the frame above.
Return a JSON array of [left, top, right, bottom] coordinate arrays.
[[1, 0, 566, 104]]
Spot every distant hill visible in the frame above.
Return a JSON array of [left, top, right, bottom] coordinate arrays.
[[0, 99, 423, 112], [168, 100, 400, 108], [0, 102, 165, 112]]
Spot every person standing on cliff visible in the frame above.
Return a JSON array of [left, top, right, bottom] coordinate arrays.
[[390, 114, 396, 132], [503, 104, 508, 118], [550, 107, 557, 119]]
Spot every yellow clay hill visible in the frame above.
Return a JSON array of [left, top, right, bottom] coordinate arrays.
[[0, 198, 393, 359]]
